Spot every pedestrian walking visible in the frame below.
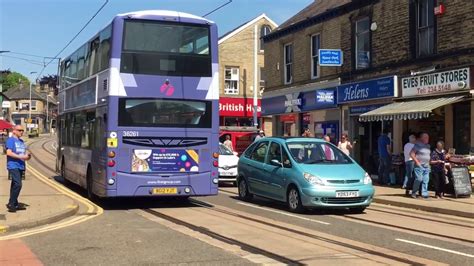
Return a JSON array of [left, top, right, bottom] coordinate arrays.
[[377, 128, 392, 185], [223, 134, 234, 152], [5, 125, 32, 212], [337, 133, 353, 156], [410, 132, 431, 199], [430, 141, 448, 199], [254, 130, 265, 142], [403, 134, 416, 192]]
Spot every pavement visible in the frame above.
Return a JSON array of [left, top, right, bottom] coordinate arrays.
[[0, 153, 78, 234], [373, 185, 474, 218]]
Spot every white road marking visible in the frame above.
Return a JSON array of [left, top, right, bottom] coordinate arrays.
[[236, 202, 330, 225], [396, 238, 474, 258]]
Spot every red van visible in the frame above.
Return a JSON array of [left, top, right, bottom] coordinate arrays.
[[219, 126, 258, 156]]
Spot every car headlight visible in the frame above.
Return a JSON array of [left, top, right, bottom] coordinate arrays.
[[303, 172, 324, 186], [363, 173, 372, 185]]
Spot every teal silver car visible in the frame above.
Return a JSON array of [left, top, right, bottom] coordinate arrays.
[[237, 137, 374, 213]]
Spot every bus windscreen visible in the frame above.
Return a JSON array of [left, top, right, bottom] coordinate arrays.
[[121, 20, 211, 77], [118, 98, 212, 128]]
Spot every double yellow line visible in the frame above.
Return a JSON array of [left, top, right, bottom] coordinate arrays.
[[0, 154, 103, 240]]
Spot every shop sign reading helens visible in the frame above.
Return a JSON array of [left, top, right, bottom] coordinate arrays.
[[337, 76, 397, 104], [401, 67, 471, 97]]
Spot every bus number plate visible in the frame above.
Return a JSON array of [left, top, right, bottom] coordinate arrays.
[[152, 187, 178, 195]]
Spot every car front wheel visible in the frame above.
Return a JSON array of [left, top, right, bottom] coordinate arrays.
[[287, 187, 305, 213]]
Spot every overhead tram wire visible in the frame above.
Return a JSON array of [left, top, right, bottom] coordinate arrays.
[[202, 0, 232, 17], [0, 55, 45, 66], [8, 52, 54, 59], [35, 0, 109, 79]]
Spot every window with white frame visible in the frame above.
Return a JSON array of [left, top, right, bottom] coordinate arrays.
[[355, 17, 370, 69], [31, 100, 37, 111], [284, 44, 293, 84], [260, 25, 272, 51], [417, 0, 435, 57], [224, 67, 239, 95], [311, 34, 320, 78]]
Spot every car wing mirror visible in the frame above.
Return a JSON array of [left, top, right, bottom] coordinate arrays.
[[270, 159, 283, 167]]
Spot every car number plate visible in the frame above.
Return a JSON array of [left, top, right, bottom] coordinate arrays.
[[152, 187, 178, 195], [220, 171, 235, 176], [335, 191, 359, 198]]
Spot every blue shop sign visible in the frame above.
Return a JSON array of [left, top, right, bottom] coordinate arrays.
[[319, 49, 343, 66], [262, 88, 337, 115], [337, 76, 397, 104]]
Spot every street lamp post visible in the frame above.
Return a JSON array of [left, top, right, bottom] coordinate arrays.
[[28, 71, 37, 133]]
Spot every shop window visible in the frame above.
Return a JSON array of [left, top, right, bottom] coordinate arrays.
[[416, 0, 435, 57], [260, 25, 272, 51], [284, 43, 293, 84], [453, 103, 471, 154], [224, 67, 239, 95], [355, 17, 370, 69], [311, 34, 320, 78]]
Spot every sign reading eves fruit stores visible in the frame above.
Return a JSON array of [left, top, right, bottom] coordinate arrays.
[[402, 68, 470, 97]]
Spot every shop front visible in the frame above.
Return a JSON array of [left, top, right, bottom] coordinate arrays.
[[360, 66, 473, 159], [337, 76, 398, 173], [219, 97, 262, 154], [262, 85, 339, 139], [219, 97, 261, 127]]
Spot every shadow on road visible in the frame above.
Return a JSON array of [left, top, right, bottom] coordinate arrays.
[[51, 175, 204, 211]]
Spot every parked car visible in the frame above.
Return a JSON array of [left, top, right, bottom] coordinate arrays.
[[237, 137, 374, 213], [218, 143, 239, 185]]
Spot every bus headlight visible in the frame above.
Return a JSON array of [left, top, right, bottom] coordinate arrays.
[[184, 187, 191, 194], [212, 178, 218, 184], [108, 178, 115, 185]]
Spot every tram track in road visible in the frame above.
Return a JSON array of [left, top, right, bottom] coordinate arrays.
[[143, 198, 428, 266], [28, 138, 57, 174], [218, 187, 474, 250]]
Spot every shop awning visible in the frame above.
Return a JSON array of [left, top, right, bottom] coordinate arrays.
[[359, 96, 464, 122]]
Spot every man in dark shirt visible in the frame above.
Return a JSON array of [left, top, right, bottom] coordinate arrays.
[[377, 128, 391, 185]]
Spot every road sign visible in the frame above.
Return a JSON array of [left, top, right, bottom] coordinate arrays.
[[27, 118, 32, 123], [319, 49, 343, 66]]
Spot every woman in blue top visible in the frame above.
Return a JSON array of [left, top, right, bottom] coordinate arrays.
[[5, 125, 32, 212]]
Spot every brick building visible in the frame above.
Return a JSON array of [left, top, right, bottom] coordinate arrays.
[[262, 0, 474, 173], [218, 14, 277, 137]]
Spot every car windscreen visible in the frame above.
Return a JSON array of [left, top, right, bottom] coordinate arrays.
[[286, 142, 352, 164], [121, 20, 211, 77], [118, 98, 212, 128], [219, 144, 234, 155]]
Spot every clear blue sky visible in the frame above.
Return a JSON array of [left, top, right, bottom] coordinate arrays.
[[0, 0, 312, 81]]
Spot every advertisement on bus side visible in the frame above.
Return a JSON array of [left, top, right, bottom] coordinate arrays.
[[132, 149, 199, 172]]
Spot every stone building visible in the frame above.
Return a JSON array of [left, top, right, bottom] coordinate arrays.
[[4, 84, 57, 133], [262, 0, 474, 173], [218, 13, 277, 136]]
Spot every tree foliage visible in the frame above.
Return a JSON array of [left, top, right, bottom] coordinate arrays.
[[0, 70, 30, 91]]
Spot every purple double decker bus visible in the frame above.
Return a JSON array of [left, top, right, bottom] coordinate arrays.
[[56, 10, 220, 199]]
